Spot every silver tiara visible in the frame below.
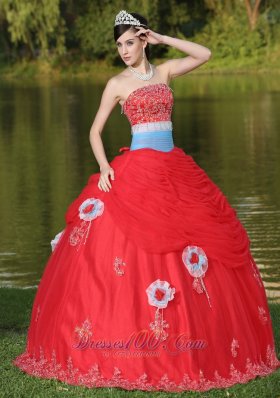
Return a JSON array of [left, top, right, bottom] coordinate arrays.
[[114, 10, 141, 27]]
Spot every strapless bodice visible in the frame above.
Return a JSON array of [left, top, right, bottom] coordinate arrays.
[[122, 83, 174, 152], [123, 83, 173, 126]]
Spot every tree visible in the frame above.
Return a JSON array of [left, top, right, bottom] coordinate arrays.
[[244, 0, 262, 30], [0, 0, 66, 58], [203, 0, 262, 31]]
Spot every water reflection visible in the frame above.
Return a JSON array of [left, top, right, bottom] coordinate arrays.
[[0, 75, 279, 301]]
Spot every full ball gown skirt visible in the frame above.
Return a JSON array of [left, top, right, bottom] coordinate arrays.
[[13, 83, 280, 392]]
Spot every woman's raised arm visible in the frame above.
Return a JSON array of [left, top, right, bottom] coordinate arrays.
[[135, 28, 211, 80]]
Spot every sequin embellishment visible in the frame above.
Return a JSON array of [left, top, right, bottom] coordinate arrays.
[[231, 338, 239, 357], [146, 280, 175, 341], [13, 344, 280, 392], [74, 319, 93, 339], [35, 305, 40, 322], [258, 306, 268, 325], [182, 245, 212, 308], [149, 308, 170, 341], [123, 83, 173, 127], [69, 221, 88, 247], [250, 259, 263, 287], [69, 198, 104, 249], [72, 319, 93, 349], [114, 257, 126, 276]]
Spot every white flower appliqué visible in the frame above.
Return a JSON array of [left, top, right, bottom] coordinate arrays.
[[51, 230, 65, 252], [69, 198, 104, 249], [146, 279, 175, 341], [182, 245, 212, 308], [79, 198, 104, 221]]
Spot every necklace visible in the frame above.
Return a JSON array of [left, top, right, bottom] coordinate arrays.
[[129, 62, 154, 81]]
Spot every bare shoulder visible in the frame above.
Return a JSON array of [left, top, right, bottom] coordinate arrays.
[[153, 62, 173, 84], [104, 70, 130, 102], [102, 76, 120, 98]]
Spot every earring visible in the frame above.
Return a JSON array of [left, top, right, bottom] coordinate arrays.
[[143, 47, 145, 59]]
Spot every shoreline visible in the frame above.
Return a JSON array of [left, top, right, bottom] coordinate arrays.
[[0, 57, 280, 81]]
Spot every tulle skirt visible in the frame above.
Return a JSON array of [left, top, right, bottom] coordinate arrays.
[[13, 146, 280, 392]]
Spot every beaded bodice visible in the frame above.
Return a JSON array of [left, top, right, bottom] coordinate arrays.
[[123, 83, 173, 126]]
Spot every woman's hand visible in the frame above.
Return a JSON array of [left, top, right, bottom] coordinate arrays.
[[134, 27, 163, 45], [98, 165, 115, 192]]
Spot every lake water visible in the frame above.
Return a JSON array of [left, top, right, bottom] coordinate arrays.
[[0, 74, 279, 302]]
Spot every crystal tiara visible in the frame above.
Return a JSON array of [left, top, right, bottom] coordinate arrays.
[[114, 10, 141, 27]]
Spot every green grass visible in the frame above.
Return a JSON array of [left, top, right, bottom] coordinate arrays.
[[0, 288, 279, 398]]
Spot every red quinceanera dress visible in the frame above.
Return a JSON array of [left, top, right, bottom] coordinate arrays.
[[13, 83, 280, 392]]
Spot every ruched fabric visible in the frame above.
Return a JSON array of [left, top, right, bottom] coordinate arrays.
[[65, 146, 251, 269]]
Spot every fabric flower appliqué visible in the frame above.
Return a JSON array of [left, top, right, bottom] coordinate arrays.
[[69, 198, 104, 249], [146, 280, 175, 341], [182, 245, 212, 308], [50, 230, 65, 252], [79, 198, 104, 221]]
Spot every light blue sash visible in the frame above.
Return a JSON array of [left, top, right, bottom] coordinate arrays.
[[130, 121, 174, 152]]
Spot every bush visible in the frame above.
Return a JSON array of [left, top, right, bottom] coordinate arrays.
[[165, 3, 273, 62]]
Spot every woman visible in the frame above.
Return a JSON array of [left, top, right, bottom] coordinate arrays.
[[13, 10, 279, 393]]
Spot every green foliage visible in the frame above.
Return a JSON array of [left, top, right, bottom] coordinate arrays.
[[0, 0, 66, 58], [74, 0, 122, 62], [74, 0, 189, 63], [167, 3, 267, 61], [0, 0, 280, 69], [190, 1, 279, 60]]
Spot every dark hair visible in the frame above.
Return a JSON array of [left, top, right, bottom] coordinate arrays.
[[114, 12, 150, 60]]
